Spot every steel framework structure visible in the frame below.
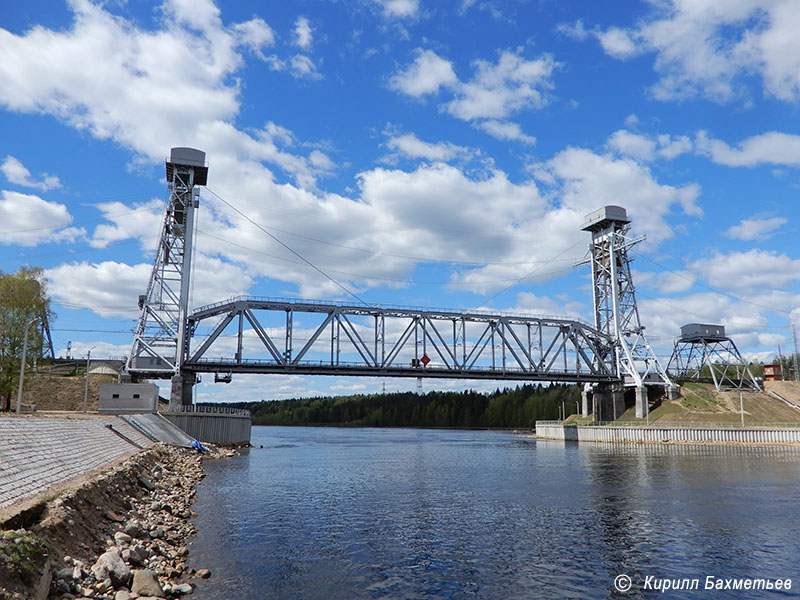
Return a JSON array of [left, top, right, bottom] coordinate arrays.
[[667, 337, 759, 391], [181, 297, 617, 383], [578, 206, 672, 390], [127, 148, 207, 379]]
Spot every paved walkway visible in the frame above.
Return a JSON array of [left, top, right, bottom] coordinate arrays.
[[0, 415, 155, 512]]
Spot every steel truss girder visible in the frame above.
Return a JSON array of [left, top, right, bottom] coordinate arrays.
[[183, 297, 617, 383], [667, 338, 760, 391]]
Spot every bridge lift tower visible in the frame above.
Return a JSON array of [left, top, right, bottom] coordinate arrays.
[[126, 147, 207, 408], [578, 205, 677, 419]]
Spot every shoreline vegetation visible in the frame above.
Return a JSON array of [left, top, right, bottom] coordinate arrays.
[[0, 443, 234, 600], [230, 384, 580, 429]]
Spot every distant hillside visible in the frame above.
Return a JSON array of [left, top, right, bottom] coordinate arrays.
[[228, 384, 581, 429]]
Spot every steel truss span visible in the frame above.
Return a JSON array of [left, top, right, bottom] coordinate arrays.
[[178, 297, 617, 383]]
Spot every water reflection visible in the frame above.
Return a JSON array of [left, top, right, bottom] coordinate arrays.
[[189, 429, 800, 599]]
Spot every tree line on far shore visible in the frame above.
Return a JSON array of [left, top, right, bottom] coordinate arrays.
[[222, 383, 581, 429]]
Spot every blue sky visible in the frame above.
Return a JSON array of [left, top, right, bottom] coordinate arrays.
[[1, 0, 799, 403]]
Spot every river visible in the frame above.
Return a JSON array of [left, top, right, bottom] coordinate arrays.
[[188, 427, 800, 599]]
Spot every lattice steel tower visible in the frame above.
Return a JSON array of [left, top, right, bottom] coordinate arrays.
[[579, 206, 673, 418], [127, 147, 207, 406]]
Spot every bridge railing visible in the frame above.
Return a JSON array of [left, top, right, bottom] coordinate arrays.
[[164, 404, 251, 417]]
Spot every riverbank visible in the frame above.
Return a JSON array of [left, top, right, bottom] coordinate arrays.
[[0, 442, 234, 600]]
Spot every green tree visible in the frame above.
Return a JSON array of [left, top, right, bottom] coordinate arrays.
[[0, 267, 53, 410]]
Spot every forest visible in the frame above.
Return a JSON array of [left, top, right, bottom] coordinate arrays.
[[223, 383, 581, 428]]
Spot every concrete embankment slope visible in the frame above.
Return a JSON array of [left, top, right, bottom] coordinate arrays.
[[0, 414, 193, 515]]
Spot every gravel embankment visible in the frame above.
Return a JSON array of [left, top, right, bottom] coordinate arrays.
[[0, 442, 233, 600]]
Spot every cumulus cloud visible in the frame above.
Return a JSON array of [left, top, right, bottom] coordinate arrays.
[[46, 253, 255, 318], [389, 49, 458, 97], [695, 130, 800, 167], [90, 198, 165, 249], [0, 156, 62, 191], [690, 249, 800, 294], [289, 54, 322, 80], [532, 147, 702, 244], [384, 132, 474, 162], [0, 0, 327, 186], [46, 260, 152, 318], [391, 48, 556, 142], [577, 0, 800, 103], [293, 16, 313, 49], [0, 190, 83, 246], [606, 130, 692, 161], [375, 0, 419, 19], [723, 216, 787, 241], [476, 120, 535, 145], [443, 50, 557, 120], [232, 17, 276, 58]]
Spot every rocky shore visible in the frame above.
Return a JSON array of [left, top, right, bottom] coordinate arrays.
[[0, 442, 234, 600]]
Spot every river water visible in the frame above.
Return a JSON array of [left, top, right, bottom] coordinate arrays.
[[188, 427, 800, 599]]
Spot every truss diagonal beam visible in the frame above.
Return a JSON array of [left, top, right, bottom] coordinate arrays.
[[182, 297, 616, 384]]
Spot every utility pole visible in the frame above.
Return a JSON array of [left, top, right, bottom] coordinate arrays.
[[792, 323, 800, 382], [83, 348, 94, 413], [16, 317, 39, 415]]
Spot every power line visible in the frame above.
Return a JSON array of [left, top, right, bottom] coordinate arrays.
[[633, 245, 792, 315], [196, 227, 570, 286], [204, 187, 368, 305], [471, 238, 585, 310], [205, 200, 570, 267]]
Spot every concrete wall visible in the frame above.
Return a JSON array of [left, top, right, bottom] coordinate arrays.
[[0, 416, 154, 512], [99, 383, 159, 414], [535, 422, 800, 445], [162, 412, 251, 446]]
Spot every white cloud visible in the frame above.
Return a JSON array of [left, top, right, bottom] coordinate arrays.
[[391, 48, 556, 142], [45, 253, 255, 319], [0, 190, 83, 246], [385, 132, 473, 161], [293, 16, 313, 49], [723, 216, 787, 241], [556, 20, 590, 42], [606, 130, 692, 161], [586, 0, 800, 103], [444, 50, 557, 120], [695, 130, 800, 167], [90, 198, 165, 249], [596, 26, 639, 60], [534, 147, 702, 244], [606, 130, 656, 161], [389, 49, 458, 97], [289, 54, 322, 80], [656, 134, 693, 160], [690, 249, 800, 293], [0, 0, 327, 187], [476, 120, 535, 145], [375, 0, 419, 19], [232, 18, 276, 58], [46, 261, 151, 318], [1, 156, 62, 191]]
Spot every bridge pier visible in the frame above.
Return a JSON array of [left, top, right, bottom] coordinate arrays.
[[592, 384, 625, 421], [170, 373, 194, 410], [581, 384, 591, 418], [635, 386, 648, 419]]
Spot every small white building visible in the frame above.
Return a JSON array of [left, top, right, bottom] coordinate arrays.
[[98, 383, 159, 414]]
